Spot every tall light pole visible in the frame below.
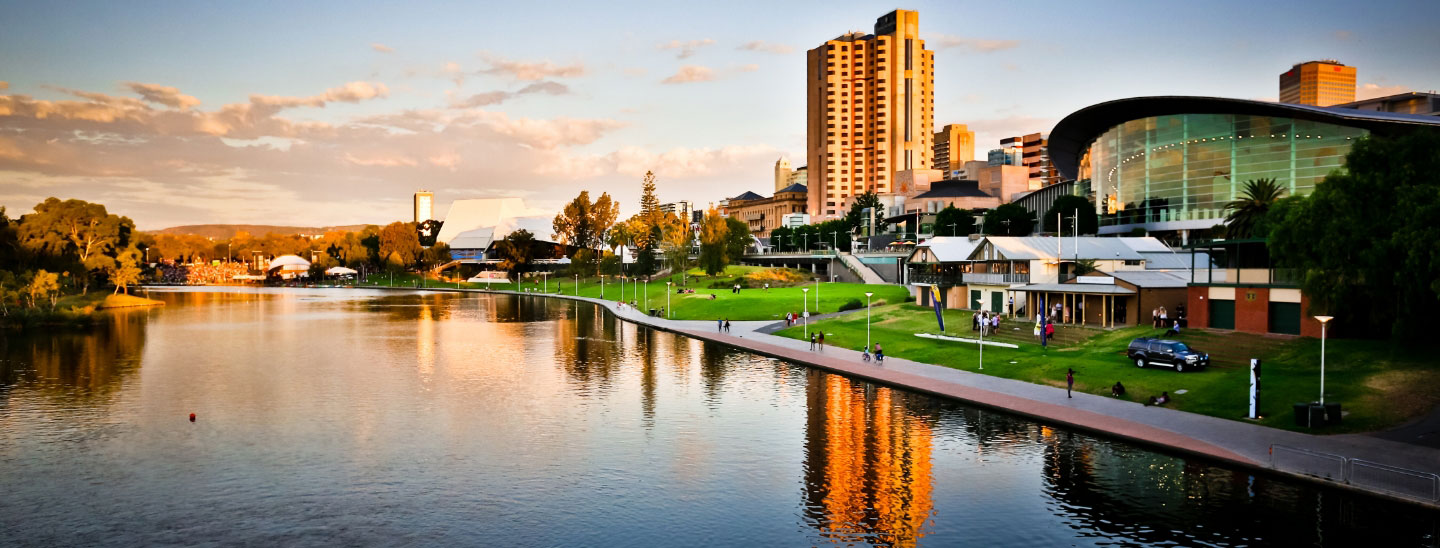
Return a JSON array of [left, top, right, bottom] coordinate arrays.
[[542, 271, 549, 293], [865, 291, 874, 354], [644, 279, 649, 311], [815, 277, 820, 313], [600, 275, 605, 299], [802, 287, 810, 340], [1315, 316, 1333, 404], [666, 281, 672, 318], [575, 274, 579, 296]]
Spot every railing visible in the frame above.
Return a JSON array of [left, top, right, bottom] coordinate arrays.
[[1269, 444, 1440, 503], [962, 272, 1030, 285], [907, 272, 964, 286]]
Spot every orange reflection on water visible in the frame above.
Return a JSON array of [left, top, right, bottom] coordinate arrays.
[[804, 371, 935, 546]]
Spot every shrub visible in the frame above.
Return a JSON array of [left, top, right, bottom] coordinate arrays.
[[838, 298, 863, 312], [744, 267, 809, 287]]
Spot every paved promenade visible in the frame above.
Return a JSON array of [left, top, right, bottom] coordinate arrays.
[[403, 287, 1440, 506]]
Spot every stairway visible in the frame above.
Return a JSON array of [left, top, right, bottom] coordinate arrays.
[[837, 252, 890, 285]]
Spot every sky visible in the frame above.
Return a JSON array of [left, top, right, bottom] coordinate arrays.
[[1, 0, 1436, 230]]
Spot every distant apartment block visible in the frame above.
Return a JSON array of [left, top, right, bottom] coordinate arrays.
[[807, 9, 935, 220], [1279, 60, 1356, 107], [414, 190, 434, 223], [659, 200, 695, 222], [999, 133, 1058, 188], [1334, 91, 1440, 116], [932, 123, 974, 176]]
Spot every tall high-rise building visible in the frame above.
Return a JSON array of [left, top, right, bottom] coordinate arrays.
[[1279, 60, 1356, 107], [931, 123, 974, 175], [774, 157, 793, 191], [1000, 133, 1057, 189], [807, 9, 934, 219], [414, 190, 434, 223]]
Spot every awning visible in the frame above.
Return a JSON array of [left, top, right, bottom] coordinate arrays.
[[325, 266, 358, 275], [1015, 283, 1135, 295]]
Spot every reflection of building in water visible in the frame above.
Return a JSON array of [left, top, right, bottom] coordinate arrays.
[[554, 299, 620, 394], [802, 370, 935, 546]]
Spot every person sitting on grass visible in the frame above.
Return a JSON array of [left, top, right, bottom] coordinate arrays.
[[1163, 320, 1180, 337], [1145, 391, 1170, 406], [1111, 382, 1126, 398]]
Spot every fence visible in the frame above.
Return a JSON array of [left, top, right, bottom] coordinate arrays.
[[1269, 444, 1440, 503]]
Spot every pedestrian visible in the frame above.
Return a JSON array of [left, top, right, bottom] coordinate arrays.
[[1045, 320, 1055, 343], [1152, 307, 1159, 328], [817, 331, 825, 349], [725, 319, 731, 333], [991, 313, 1000, 335], [1159, 306, 1168, 328], [972, 311, 980, 332], [809, 333, 816, 350], [718, 318, 723, 331], [1041, 319, 1050, 348], [1066, 368, 1075, 398]]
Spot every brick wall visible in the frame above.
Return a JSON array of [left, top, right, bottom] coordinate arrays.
[[1235, 287, 1270, 333], [1187, 287, 1209, 329]]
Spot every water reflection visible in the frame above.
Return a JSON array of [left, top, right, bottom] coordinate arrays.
[[0, 307, 150, 401], [803, 371, 936, 546]]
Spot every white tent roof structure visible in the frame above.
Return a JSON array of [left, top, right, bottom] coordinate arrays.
[[268, 254, 310, 269], [435, 198, 558, 250], [325, 266, 358, 275]]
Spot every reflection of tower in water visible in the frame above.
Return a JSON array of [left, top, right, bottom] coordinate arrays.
[[802, 369, 935, 546]]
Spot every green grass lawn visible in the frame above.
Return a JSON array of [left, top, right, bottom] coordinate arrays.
[[776, 304, 1440, 434], [359, 266, 913, 322]]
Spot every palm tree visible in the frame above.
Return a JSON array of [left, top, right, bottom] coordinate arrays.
[[1223, 178, 1286, 239]]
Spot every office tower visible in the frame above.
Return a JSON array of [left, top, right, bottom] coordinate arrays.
[[1279, 60, 1356, 107], [1000, 133, 1057, 189], [932, 123, 974, 175], [774, 157, 793, 192], [806, 9, 934, 219], [414, 190, 434, 223]]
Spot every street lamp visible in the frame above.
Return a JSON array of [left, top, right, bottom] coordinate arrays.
[[802, 287, 810, 340], [815, 277, 820, 313], [575, 274, 579, 296], [542, 271, 549, 293], [666, 281, 672, 318], [1315, 315, 1333, 405], [644, 279, 649, 311], [865, 292, 874, 354], [600, 275, 605, 299]]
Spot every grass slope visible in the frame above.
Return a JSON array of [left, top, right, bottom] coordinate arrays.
[[775, 304, 1440, 434]]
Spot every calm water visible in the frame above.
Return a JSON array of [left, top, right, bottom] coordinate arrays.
[[1, 288, 1435, 547]]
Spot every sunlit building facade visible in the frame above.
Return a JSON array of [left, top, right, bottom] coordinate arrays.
[[806, 10, 935, 220], [1048, 97, 1440, 236], [1279, 60, 1355, 107]]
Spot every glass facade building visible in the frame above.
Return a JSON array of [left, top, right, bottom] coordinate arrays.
[[1081, 113, 1366, 229]]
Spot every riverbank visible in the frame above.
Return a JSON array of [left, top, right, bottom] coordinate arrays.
[[2, 292, 164, 329], [325, 285, 1440, 507]]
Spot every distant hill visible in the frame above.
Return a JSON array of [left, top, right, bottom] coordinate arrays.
[[150, 224, 375, 239]]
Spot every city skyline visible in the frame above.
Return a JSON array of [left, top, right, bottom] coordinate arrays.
[[2, 0, 1437, 229]]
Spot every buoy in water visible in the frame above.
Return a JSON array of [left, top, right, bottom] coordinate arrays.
[[189, 413, 196, 422]]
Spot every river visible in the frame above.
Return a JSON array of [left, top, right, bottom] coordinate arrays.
[[1, 287, 1435, 546]]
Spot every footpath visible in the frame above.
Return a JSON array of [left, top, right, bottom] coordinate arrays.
[[383, 286, 1440, 508]]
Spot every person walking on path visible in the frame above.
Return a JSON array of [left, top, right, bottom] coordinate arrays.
[[724, 319, 731, 333], [817, 331, 825, 350], [718, 318, 723, 332], [1066, 368, 1075, 398], [809, 333, 816, 350]]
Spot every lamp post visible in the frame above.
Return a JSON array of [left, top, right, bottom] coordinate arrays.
[[227, 243, 232, 263], [542, 271, 549, 293], [865, 292, 874, 354], [575, 274, 579, 296], [948, 223, 957, 237], [815, 277, 820, 313], [600, 275, 605, 299], [802, 287, 810, 340], [1315, 316, 1333, 404], [666, 281, 672, 318], [644, 279, 649, 311]]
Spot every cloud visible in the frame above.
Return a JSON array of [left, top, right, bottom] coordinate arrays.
[[250, 81, 389, 108], [344, 153, 417, 167], [479, 53, 586, 81], [1357, 83, 1410, 100], [737, 64, 759, 73], [928, 34, 1020, 53], [661, 65, 715, 84], [442, 61, 464, 86], [657, 38, 716, 59], [449, 80, 571, 109], [125, 82, 201, 110], [738, 40, 793, 54], [371, 42, 394, 53]]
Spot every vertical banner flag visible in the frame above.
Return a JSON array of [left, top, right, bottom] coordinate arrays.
[[930, 285, 945, 331]]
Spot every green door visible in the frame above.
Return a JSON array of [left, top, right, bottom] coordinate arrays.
[[1268, 302, 1301, 334], [991, 291, 1004, 313], [970, 290, 981, 310], [1209, 299, 1236, 330]]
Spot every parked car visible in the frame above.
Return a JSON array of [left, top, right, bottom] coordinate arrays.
[[1126, 338, 1209, 372]]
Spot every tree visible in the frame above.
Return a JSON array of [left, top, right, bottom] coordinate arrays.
[[844, 191, 884, 233], [983, 204, 1036, 236], [26, 269, 59, 309], [1270, 130, 1440, 340], [379, 222, 422, 268], [639, 171, 662, 223], [770, 226, 793, 252], [698, 209, 729, 276], [724, 217, 751, 263], [1223, 178, 1286, 239], [18, 198, 134, 264], [421, 242, 452, 271], [495, 229, 536, 282], [1043, 195, 1100, 235], [552, 191, 619, 270], [111, 247, 142, 294], [661, 220, 693, 282], [934, 205, 976, 237]]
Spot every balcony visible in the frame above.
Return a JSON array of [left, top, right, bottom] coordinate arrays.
[[962, 272, 1030, 285], [907, 271, 964, 286]]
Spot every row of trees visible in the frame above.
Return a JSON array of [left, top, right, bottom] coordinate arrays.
[[0, 199, 144, 313]]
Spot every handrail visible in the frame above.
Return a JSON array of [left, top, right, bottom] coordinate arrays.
[[1269, 444, 1440, 503]]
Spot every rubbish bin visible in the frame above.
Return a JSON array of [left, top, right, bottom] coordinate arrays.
[[1324, 402, 1342, 425], [1294, 403, 1330, 427], [1293, 403, 1310, 427]]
